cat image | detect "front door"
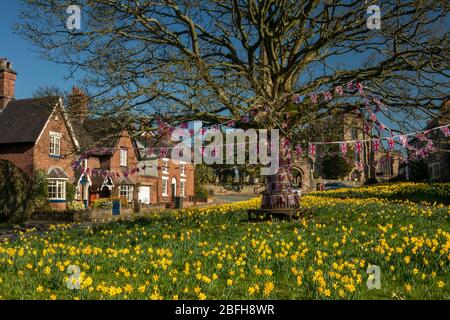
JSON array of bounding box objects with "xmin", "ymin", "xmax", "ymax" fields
[
  {"xmin": 139, "ymin": 186, "xmax": 151, "ymax": 205},
  {"xmin": 171, "ymin": 177, "xmax": 177, "ymax": 199}
]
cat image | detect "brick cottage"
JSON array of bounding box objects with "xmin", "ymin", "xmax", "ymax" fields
[{"xmin": 0, "ymin": 58, "xmax": 195, "ymax": 210}]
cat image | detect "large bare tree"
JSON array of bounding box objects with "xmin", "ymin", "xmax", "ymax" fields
[{"xmin": 17, "ymin": 0, "xmax": 449, "ymax": 209}]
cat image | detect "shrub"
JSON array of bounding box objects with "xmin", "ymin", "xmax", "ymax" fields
[
  {"xmin": 67, "ymin": 201, "xmax": 86, "ymax": 211},
  {"xmin": 195, "ymin": 185, "xmax": 209, "ymax": 202},
  {"xmin": 31, "ymin": 209, "xmax": 78, "ymax": 222},
  {"xmin": 0, "ymin": 160, "xmax": 34, "ymax": 223},
  {"xmin": 322, "ymin": 155, "xmax": 353, "ymax": 179},
  {"xmin": 66, "ymin": 182, "xmax": 76, "ymax": 203},
  {"xmin": 92, "ymin": 198, "xmax": 113, "ymax": 210},
  {"xmin": 32, "ymin": 170, "xmax": 50, "ymax": 211},
  {"xmin": 363, "ymin": 177, "xmax": 379, "ymax": 185}
]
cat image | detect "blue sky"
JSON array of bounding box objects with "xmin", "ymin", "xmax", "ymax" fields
[{"xmin": 0, "ymin": 0, "xmax": 77, "ymax": 99}]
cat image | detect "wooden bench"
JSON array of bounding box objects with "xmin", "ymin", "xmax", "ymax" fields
[{"xmin": 247, "ymin": 208, "xmax": 301, "ymax": 222}]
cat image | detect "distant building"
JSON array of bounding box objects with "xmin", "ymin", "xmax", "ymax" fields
[
  {"xmin": 292, "ymin": 111, "xmax": 401, "ymax": 191},
  {"xmin": 408, "ymin": 100, "xmax": 450, "ymax": 182}
]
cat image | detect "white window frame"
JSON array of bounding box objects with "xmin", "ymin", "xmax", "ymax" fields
[
  {"xmin": 120, "ymin": 149, "xmax": 128, "ymax": 167},
  {"xmin": 180, "ymin": 179, "xmax": 186, "ymax": 198},
  {"xmin": 180, "ymin": 162, "xmax": 186, "ymax": 177},
  {"xmin": 381, "ymin": 157, "xmax": 393, "ymax": 177},
  {"xmin": 162, "ymin": 158, "xmax": 169, "ymax": 174},
  {"xmin": 49, "ymin": 132, "xmax": 61, "ymax": 157},
  {"xmin": 47, "ymin": 179, "xmax": 66, "ymax": 200},
  {"xmin": 119, "ymin": 185, "xmax": 133, "ymax": 203},
  {"xmin": 161, "ymin": 177, "xmax": 169, "ymax": 197},
  {"xmin": 430, "ymin": 162, "xmax": 441, "ymax": 179}
]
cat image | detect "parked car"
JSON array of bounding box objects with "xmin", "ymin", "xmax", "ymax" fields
[{"xmin": 324, "ymin": 182, "xmax": 351, "ymax": 191}]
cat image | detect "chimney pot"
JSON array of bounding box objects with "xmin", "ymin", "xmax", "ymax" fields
[{"xmin": 0, "ymin": 58, "xmax": 17, "ymax": 111}]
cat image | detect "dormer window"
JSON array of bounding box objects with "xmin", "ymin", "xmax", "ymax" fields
[
  {"xmin": 120, "ymin": 148, "xmax": 128, "ymax": 167},
  {"xmin": 49, "ymin": 132, "xmax": 61, "ymax": 157}
]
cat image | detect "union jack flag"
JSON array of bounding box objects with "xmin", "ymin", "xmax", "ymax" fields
[
  {"xmin": 340, "ymin": 142, "xmax": 347, "ymax": 156},
  {"xmin": 370, "ymin": 112, "xmax": 377, "ymax": 122},
  {"xmin": 323, "ymin": 91, "xmax": 332, "ymax": 101},
  {"xmin": 167, "ymin": 126, "xmax": 175, "ymax": 135},
  {"xmin": 200, "ymin": 127, "xmax": 207, "ymax": 135},
  {"xmin": 179, "ymin": 122, "xmax": 188, "ymax": 129},
  {"xmin": 441, "ymin": 126, "xmax": 450, "ymax": 137},
  {"xmin": 335, "ymin": 86, "xmax": 344, "ymax": 97},
  {"xmin": 355, "ymin": 141, "xmax": 363, "ymax": 155},
  {"xmin": 347, "ymin": 80, "xmax": 354, "ymax": 90},
  {"xmin": 189, "ymin": 129, "xmax": 195, "ymax": 137},
  {"xmin": 399, "ymin": 135, "xmax": 408, "ymax": 148},
  {"xmin": 372, "ymin": 139, "xmax": 380, "ymax": 153},
  {"xmin": 387, "ymin": 138, "xmax": 395, "ymax": 151},
  {"xmin": 160, "ymin": 148, "xmax": 168, "ymax": 158},
  {"xmin": 356, "ymin": 82, "xmax": 365, "ymax": 95},
  {"xmin": 378, "ymin": 123, "xmax": 386, "ymax": 132},
  {"xmin": 416, "ymin": 132, "xmax": 427, "ymax": 141},
  {"xmin": 292, "ymin": 94, "xmax": 302, "ymax": 104},
  {"xmin": 227, "ymin": 120, "xmax": 236, "ymax": 127},
  {"xmin": 146, "ymin": 148, "xmax": 154, "ymax": 156},
  {"xmin": 309, "ymin": 93, "xmax": 318, "ymax": 104},
  {"xmin": 308, "ymin": 143, "xmax": 316, "ymax": 158}
]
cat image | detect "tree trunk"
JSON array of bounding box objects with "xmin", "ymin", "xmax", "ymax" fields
[{"xmin": 261, "ymin": 138, "xmax": 300, "ymax": 209}]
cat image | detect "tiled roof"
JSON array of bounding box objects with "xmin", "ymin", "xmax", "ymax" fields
[
  {"xmin": 47, "ymin": 167, "xmax": 69, "ymax": 179},
  {"xmin": 0, "ymin": 98, "xmax": 56, "ymax": 144}
]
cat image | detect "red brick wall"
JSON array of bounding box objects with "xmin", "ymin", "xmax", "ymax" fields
[
  {"xmin": 156, "ymin": 159, "xmax": 195, "ymax": 203},
  {"xmin": 33, "ymin": 111, "xmax": 78, "ymax": 210},
  {"xmin": 109, "ymin": 133, "xmax": 140, "ymax": 185},
  {"xmin": 34, "ymin": 112, "xmax": 77, "ymax": 181},
  {"xmin": 0, "ymin": 71, "xmax": 16, "ymax": 108}
]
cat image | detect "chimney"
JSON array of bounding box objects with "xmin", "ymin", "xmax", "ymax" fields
[
  {"xmin": 68, "ymin": 87, "xmax": 89, "ymax": 125},
  {"xmin": 0, "ymin": 58, "xmax": 17, "ymax": 111}
]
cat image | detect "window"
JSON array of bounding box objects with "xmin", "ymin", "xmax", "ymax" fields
[
  {"xmin": 119, "ymin": 185, "xmax": 133, "ymax": 203},
  {"xmin": 48, "ymin": 180, "xmax": 66, "ymax": 200},
  {"xmin": 162, "ymin": 159, "xmax": 169, "ymax": 174},
  {"xmin": 381, "ymin": 157, "xmax": 393, "ymax": 176},
  {"xmin": 180, "ymin": 164, "xmax": 186, "ymax": 176},
  {"xmin": 49, "ymin": 132, "xmax": 61, "ymax": 156},
  {"xmin": 162, "ymin": 178, "xmax": 168, "ymax": 196},
  {"xmin": 120, "ymin": 149, "xmax": 128, "ymax": 167},
  {"xmin": 351, "ymin": 128, "xmax": 358, "ymax": 140},
  {"xmin": 429, "ymin": 162, "xmax": 441, "ymax": 179},
  {"xmin": 180, "ymin": 181, "xmax": 186, "ymax": 197}
]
